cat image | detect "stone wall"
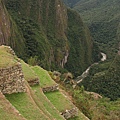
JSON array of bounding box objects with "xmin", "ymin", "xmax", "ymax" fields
[
  {"xmin": 42, "ymin": 84, "xmax": 59, "ymax": 93},
  {"xmin": 5, "ymin": 45, "xmax": 16, "ymax": 56},
  {"xmin": 0, "ymin": 63, "xmax": 26, "ymax": 94},
  {"xmin": 1, "ymin": 45, "xmax": 16, "ymax": 56},
  {"xmin": 28, "ymin": 78, "xmax": 40, "ymax": 86},
  {"xmin": 61, "ymin": 107, "xmax": 78, "ymax": 119}
]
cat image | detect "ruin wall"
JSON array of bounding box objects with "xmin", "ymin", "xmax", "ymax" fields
[{"xmin": 0, "ymin": 63, "xmax": 26, "ymax": 94}]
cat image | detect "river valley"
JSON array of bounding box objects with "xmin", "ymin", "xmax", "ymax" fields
[{"xmin": 75, "ymin": 52, "xmax": 107, "ymax": 84}]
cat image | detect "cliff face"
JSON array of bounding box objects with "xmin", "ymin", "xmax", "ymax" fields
[
  {"xmin": 0, "ymin": 0, "xmax": 26, "ymax": 58},
  {"xmin": 5, "ymin": 0, "xmax": 68, "ymax": 39},
  {"xmin": 2, "ymin": 0, "xmax": 97, "ymax": 76},
  {"xmin": 65, "ymin": 9, "xmax": 93, "ymax": 76},
  {"xmin": 0, "ymin": 0, "xmax": 10, "ymax": 45},
  {"xmin": 4, "ymin": 0, "xmax": 69, "ymax": 68}
]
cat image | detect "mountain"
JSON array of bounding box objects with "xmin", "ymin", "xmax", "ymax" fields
[
  {"xmin": 64, "ymin": 0, "xmax": 120, "ymax": 59},
  {"xmin": 0, "ymin": 0, "xmax": 120, "ymax": 120},
  {"xmin": 0, "ymin": 0, "xmax": 26, "ymax": 58},
  {"xmin": 63, "ymin": 0, "xmax": 120, "ymax": 101},
  {"xmin": 0, "ymin": 0, "xmax": 100, "ymax": 76},
  {"xmin": 81, "ymin": 54, "xmax": 120, "ymax": 101},
  {"xmin": 0, "ymin": 45, "xmax": 120, "ymax": 120}
]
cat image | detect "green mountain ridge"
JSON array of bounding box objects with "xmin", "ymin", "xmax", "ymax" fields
[
  {"xmin": 64, "ymin": 0, "xmax": 120, "ymax": 59},
  {"xmin": 81, "ymin": 54, "xmax": 120, "ymax": 100},
  {"xmin": 73, "ymin": 0, "xmax": 120, "ymax": 58},
  {"xmin": 63, "ymin": 0, "xmax": 120, "ymax": 101},
  {"xmin": 0, "ymin": 0, "xmax": 120, "ymax": 120},
  {"xmin": 0, "ymin": 0, "xmax": 100, "ymax": 76}
]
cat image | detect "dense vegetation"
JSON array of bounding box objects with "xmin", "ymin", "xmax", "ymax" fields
[
  {"xmin": 64, "ymin": 0, "xmax": 120, "ymax": 101},
  {"xmin": 65, "ymin": 9, "xmax": 100, "ymax": 76},
  {"xmin": 73, "ymin": 0, "xmax": 120, "ymax": 58},
  {"xmin": 0, "ymin": 0, "xmax": 120, "ymax": 120},
  {"xmin": 80, "ymin": 55, "xmax": 120, "ymax": 100},
  {"xmin": 3, "ymin": 0, "xmax": 99, "ymax": 76},
  {"xmin": 56, "ymin": 79, "xmax": 120, "ymax": 120}
]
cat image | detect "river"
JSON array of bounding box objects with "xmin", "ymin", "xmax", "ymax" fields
[
  {"xmin": 76, "ymin": 52, "xmax": 107, "ymax": 84},
  {"xmin": 101, "ymin": 52, "xmax": 107, "ymax": 61}
]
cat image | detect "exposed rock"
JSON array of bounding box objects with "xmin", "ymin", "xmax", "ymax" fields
[
  {"xmin": 85, "ymin": 91, "xmax": 102, "ymax": 100},
  {"xmin": 0, "ymin": 63, "xmax": 26, "ymax": 94},
  {"xmin": 42, "ymin": 84, "xmax": 59, "ymax": 93},
  {"xmin": 61, "ymin": 107, "xmax": 78, "ymax": 119},
  {"xmin": 27, "ymin": 78, "xmax": 40, "ymax": 86},
  {"xmin": 0, "ymin": 0, "xmax": 10, "ymax": 45},
  {"xmin": 1, "ymin": 45, "xmax": 16, "ymax": 56},
  {"xmin": 53, "ymin": 71, "xmax": 61, "ymax": 77},
  {"xmin": 118, "ymin": 42, "xmax": 120, "ymax": 55}
]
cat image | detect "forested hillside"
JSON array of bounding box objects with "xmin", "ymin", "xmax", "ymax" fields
[
  {"xmin": 63, "ymin": 0, "xmax": 120, "ymax": 101},
  {"xmin": 0, "ymin": 1, "xmax": 120, "ymax": 120},
  {"xmin": 73, "ymin": 0, "xmax": 120, "ymax": 58},
  {"xmin": 81, "ymin": 54, "xmax": 120, "ymax": 100},
  {"xmin": 0, "ymin": 0, "xmax": 100, "ymax": 76},
  {"xmin": 0, "ymin": 0, "xmax": 26, "ymax": 58}
]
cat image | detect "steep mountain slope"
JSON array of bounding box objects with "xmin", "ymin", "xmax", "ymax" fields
[
  {"xmin": 74, "ymin": 0, "xmax": 120, "ymax": 22},
  {"xmin": 0, "ymin": 91, "xmax": 26, "ymax": 120},
  {"xmin": 0, "ymin": 0, "xmax": 26, "ymax": 58},
  {"xmin": 0, "ymin": 45, "xmax": 89, "ymax": 120},
  {"xmin": 73, "ymin": 0, "xmax": 120, "ymax": 58},
  {"xmin": 0, "ymin": 46, "xmax": 120, "ymax": 120},
  {"xmin": 65, "ymin": 9, "xmax": 94, "ymax": 76},
  {"xmin": 81, "ymin": 54, "xmax": 120, "ymax": 100},
  {"xmin": 1, "ymin": 0, "xmax": 99, "ymax": 76},
  {"xmin": 63, "ymin": 0, "xmax": 120, "ymax": 102}
]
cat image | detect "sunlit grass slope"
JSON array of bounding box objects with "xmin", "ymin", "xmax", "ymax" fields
[
  {"xmin": 21, "ymin": 60, "xmax": 38, "ymax": 82},
  {"xmin": 5, "ymin": 91, "xmax": 50, "ymax": 120},
  {"xmin": 0, "ymin": 92, "xmax": 26, "ymax": 120},
  {"xmin": 21, "ymin": 63, "xmax": 65, "ymax": 120},
  {"xmin": 31, "ymin": 66, "xmax": 55, "ymax": 87},
  {"xmin": 0, "ymin": 46, "xmax": 18, "ymax": 68},
  {"xmin": 32, "ymin": 66, "xmax": 89, "ymax": 120}
]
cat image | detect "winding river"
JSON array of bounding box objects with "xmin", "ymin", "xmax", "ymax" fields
[{"xmin": 76, "ymin": 52, "xmax": 107, "ymax": 84}]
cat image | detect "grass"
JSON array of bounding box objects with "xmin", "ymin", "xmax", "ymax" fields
[
  {"xmin": 0, "ymin": 93, "xmax": 25, "ymax": 120},
  {"xmin": 5, "ymin": 92, "xmax": 50, "ymax": 120},
  {"xmin": 45, "ymin": 91, "xmax": 89, "ymax": 120},
  {"xmin": 21, "ymin": 64, "xmax": 64, "ymax": 119},
  {"xmin": 31, "ymin": 66, "xmax": 55, "ymax": 87},
  {"xmin": 32, "ymin": 85, "xmax": 65, "ymax": 120},
  {"xmin": 45, "ymin": 91, "xmax": 74, "ymax": 112},
  {"xmin": 0, "ymin": 47, "xmax": 88, "ymax": 120},
  {"xmin": 0, "ymin": 46, "xmax": 17, "ymax": 68},
  {"xmin": 21, "ymin": 60, "xmax": 38, "ymax": 82},
  {"xmin": 32, "ymin": 65, "xmax": 88, "ymax": 120},
  {"xmin": 0, "ymin": 108, "xmax": 23, "ymax": 120}
]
